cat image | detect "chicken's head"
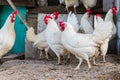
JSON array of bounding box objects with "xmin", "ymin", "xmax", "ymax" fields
[
  {"xmin": 52, "ymin": 11, "xmax": 59, "ymax": 20},
  {"xmin": 44, "ymin": 15, "xmax": 52, "ymax": 25},
  {"xmin": 86, "ymin": 9, "xmax": 91, "ymax": 17},
  {"xmin": 10, "ymin": 10, "xmax": 18, "ymax": 23},
  {"xmin": 95, "ymin": 14, "xmax": 102, "ymax": 19},
  {"xmin": 59, "ymin": 21, "xmax": 65, "ymax": 31},
  {"xmin": 112, "ymin": 6, "xmax": 117, "ymax": 15}
]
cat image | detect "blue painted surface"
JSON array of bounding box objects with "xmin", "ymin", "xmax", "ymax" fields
[
  {"xmin": 0, "ymin": 6, "xmax": 26, "ymax": 54},
  {"xmin": 116, "ymin": 14, "xmax": 120, "ymax": 55}
]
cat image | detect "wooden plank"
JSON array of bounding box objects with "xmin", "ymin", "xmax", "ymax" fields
[
  {"xmin": 1, "ymin": 53, "xmax": 24, "ymax": 62},
  {"xmin": 25, "ymin": 39, "xmax": 40, "ymax": 60},
  {"xmin": 0, "ymin": 0, "xmax": 35, "ymax": 7},
  {"xmin": 28, "ymin": 6, "xmax": 103, "ymax": 14},
  {"xmin": 48, "ymin": 0, "xmax": 59, "ymax": 6}
]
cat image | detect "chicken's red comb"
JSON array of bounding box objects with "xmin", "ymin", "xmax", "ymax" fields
[
  {"xmin": 52, "ymin": 11, "xmax": 59, "ymax": 20},
  {"xmin": 44, "ymin": 15, "xmax": 52, "ymax": 24},
  {"xmin": 52, "ymin": 11, "xmax": 59, "ymax": 16},
  {"xmin": 44, "ymin": 15, "xmax": 52, "ymax": 19},
  {"xmin": 12, "ymin": 10, "xmax": 18, "ymax": 15},
  {"xmin": 112, "ymin": 6, "xmax": 117, "ymax": 10},
  {"xmin": 10, "ymin": 10, "xmax": 18, "ymax": 23},
  {"xmin": 86, "ymin": 9, "xmax": 91, "ymax": 14},
  {"xmin": 95, "ymin": 14, "xmax": 102, "ymax": 17}
]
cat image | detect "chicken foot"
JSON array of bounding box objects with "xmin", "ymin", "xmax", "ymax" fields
[{"xmin": 93, "ymin": 57, "xmax": 103, "ymax": 66}]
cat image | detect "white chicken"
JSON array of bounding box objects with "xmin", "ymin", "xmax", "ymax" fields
[
  {"xmin": 44, "ymin": 14, "xmax": 70, "ymax": 64},
  {"xmin": 64, "ymin": 0, "xmax": 79, "ymax": 13},
  {"xmin": 80, "ymin": 9, "xmax": 93, "ymax": 33},
  {"xmin": 26, "ymin": 12, "xmax": 59, "ymax": 59},
  {"xmin": 80, "ymin": 0, "xmax": 97, "ymax": 9},
  {"xmin": 93, "ymin": 14, "xmax": 107, "ymax": 65},
  {"xmin": 104, "ymin": 6, "xmax": 117, "ymax": 39},
  {"xmin": 99, "ymin": 6, "xmax": 117, "ymax": 63},
  {"xmin": 0, "ymin": 11, "xmax": 17, "ymax": 58},
  {"xmin": 26, "ymin": 28, "xmax": 49, "ymax": 59},
  {"xmin": 58, "ymin": 18, "xmax": 113, "ymax": 70}
]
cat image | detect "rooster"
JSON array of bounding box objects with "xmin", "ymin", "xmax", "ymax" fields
[
  {"xmin": 92, "ymin": 14, "xmax": 105, "ymax": 65},
  {"xmin": 26, "ymin": 12, "xmax": 59, "ymax": 59},
  {"xmin": 99, "ymin": 6, "xmax": 117, "ymax": 63},
  {"xmin": 58, "ymin": 18, "xmax": 113, "ymax": 70},
  {"xmin": 44, "ymin": 14, "xmax": 70, "ymax": 64},
  {"xmin": 80, "ymin": 0, "xmax": 97, "ymax": 9},
  {"xmin": 0, "ymin": 11, "xmax": 17, "ymax": 58},
  {"xmin": 104, "ymin": 6, "xmax": 117, "ymax": 39}
]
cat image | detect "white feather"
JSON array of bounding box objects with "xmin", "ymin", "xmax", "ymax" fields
[
  {"xmin": 80, "ymin": 12, "xmax": 93, "ymax": 34},
  {"xmin": 67, "ymin": 11, "xmax": 80, "ymax": 32}
]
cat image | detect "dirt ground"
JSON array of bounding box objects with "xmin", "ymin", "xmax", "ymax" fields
[{"xmin": 0, "ymin": 54, "xmax": 120, "ymax": 80}]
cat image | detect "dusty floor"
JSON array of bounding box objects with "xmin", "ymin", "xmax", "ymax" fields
[{"xmin": 0, "ymin": 54, "xmax": 120, "ymax": 80}]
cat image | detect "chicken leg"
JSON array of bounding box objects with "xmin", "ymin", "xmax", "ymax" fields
[
  {"xmin": 74, "ymin": 58, "xmax": 83, "ymax": 70},
  {"xmin": 57, "ymin": 55, "xmax": 61, "ymax": 64},
  {"xmin": 66, "ymin": 53, "xmax": 71, "ymax": 63},
  {"xmin": 45, "ymin": 47, "xmax": 49, "ymax": 60},
  {"xmin": 65, "ymin": 6, "xmax": 69, "ymax": 13},
  {"xmin": 101, "ymin": 38, "xmax": 109, "ymax": 63},
  {"xmin": 74, "ymin": 5, "xmax": 77, "ymax": 14}
]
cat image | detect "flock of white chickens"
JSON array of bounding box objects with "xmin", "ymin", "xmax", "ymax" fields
[
  {"xmin": 0, "ymin": 0, "xmax": 117, "ymax": 71},
  {"xmin": 26, "ymin": 5, "xmax": 117, "ymax": 70}
]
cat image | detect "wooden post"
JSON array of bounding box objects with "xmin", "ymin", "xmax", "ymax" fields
[
  {"xmin": 7, "ymin": 0, "xmax": 30, "ymax": 29},
  {"xmin": 115, "ymin": 0, "xmax": 120, "ymax": 55}
]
